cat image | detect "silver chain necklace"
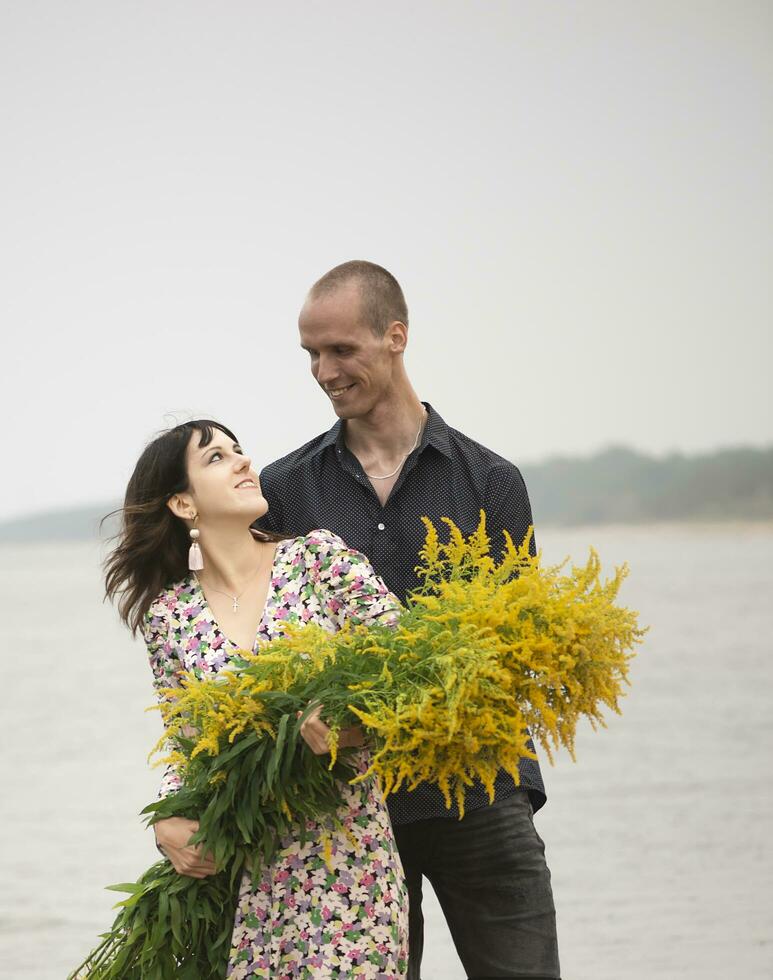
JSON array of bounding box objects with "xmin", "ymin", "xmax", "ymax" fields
[
  {"xmin": 199, "ymin": 551, "xmax": 266, "ymax": 613},
  {"xmin": 361, "ymin": 409, "xmax": 427, "ymax": 480}
]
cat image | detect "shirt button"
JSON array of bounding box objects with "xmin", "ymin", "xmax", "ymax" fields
[{"xmin": 377, "ymin": 522, "xmax": 385, "ymax": 531}]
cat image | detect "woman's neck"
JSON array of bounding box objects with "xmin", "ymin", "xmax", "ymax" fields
[{"xmin": 195, "ymin": 523, "xmax": 268, "ymax": 594}]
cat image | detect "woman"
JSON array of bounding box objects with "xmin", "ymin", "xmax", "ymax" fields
[{"xmin": 104, "ymin": 419, "xmax": 409, "ymax": 979}]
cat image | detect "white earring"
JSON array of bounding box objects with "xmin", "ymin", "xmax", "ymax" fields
[{"xmin": 188, "ymin": 519, "xmax": 204, "ymax": 571}]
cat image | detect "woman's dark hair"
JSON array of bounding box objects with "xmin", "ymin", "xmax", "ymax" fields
[{"xmin": 103, "ymin": 419, "xmax": 289, "ymax": 635}]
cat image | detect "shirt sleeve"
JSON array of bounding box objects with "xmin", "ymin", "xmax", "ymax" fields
[
  {"xmin": 142, "ymin": 600, "xmax": 183, "ymax": 799},
  {"xmin": 305, "ymin": 528, "xmax": 402, "ymax": 631},
  {"xmin": 484, "ymin": 464, "xmax": 538, "ymax": 560}
]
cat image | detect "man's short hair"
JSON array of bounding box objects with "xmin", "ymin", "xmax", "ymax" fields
[{"xmin": 308, "ymin": 260, "xmax": 409, "ymax": 337}]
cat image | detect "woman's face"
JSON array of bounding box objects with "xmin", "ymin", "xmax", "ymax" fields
[{"xmin": 176, "ymin": 428, "xmax": 269, "ymax": 525}]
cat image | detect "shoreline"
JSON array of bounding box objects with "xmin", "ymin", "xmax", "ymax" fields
[{"xmin": 2, "ymin": 518, "xmax": 773, "ymax": 551}]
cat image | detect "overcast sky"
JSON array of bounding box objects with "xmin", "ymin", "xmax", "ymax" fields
[{"xmin": 1, "ymin": 1, "xmax": 771, "ymax": 521}]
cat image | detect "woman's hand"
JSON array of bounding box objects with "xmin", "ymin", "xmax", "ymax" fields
[
  {"xmin": 299, "ymin": 703, "xmax": 365, "ymax": 755},
  {"xmin": 153, "ymin": 816, "xmax": 218, "ymax": 878}
]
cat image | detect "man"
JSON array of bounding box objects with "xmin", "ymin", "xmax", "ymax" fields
[{"xmin": 255, "ymin": 261, "xmax": 561, "ymax": 980}]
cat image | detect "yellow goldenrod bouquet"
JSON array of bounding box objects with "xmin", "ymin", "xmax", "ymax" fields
[{"xmin": 71, "ymin": 514, "xmax": 645, "ymax": 979}]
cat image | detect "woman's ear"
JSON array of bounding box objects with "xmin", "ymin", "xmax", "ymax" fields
[{"xmin": 166, "ymin": 493, "xmax": 196, "ymax": 522}]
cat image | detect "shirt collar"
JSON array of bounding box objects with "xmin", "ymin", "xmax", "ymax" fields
[
  {"xmin": 317, "ymin": 419, "xmax": 343, "ymax": 454},
  {"xmin": 314, "ymin": 401, "xmax": 452, "ymax": 460},
  {"xmin": 418, "ymin": 402, "xmax": 452, "ymax": 458}
]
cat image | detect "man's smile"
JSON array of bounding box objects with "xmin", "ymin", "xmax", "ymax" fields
[{"xmin": 326, "ymin": 383, "xmax": 356, "ymax": 399}]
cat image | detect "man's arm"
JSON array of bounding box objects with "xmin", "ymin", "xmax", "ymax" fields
[{"xmin": 483, "ymin": 463, "xmax": 537, "ymax": 561}]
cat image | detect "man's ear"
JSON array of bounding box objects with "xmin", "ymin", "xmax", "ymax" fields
[
  {"xmin": 166, "ymin": 493, "xmax": 196, "ymax": 521},
  {"xmin": 386, "ymin": 320, "xmax": 408, "ymax": 354}
]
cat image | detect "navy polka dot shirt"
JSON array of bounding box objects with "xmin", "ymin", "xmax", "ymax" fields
[{"xmin": 254, "ymin": 402, "xmax": 546, "ymax": 824}]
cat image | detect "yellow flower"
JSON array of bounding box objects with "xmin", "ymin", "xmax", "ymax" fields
[{"xmin": 151, "ymin": 511, "xmax": 645, "ymax": 819}]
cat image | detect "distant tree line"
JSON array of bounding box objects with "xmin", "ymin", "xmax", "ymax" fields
[
  {"xmin": 522, "ymin": 445, "xmax": 773, "ymax": 525},
  {"xmin": 0, "ymin": 445, "xmax": 772, "ymax": 542}
]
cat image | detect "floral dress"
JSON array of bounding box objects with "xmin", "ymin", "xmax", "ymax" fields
[{"xmin": 142, "ymin": 529, "xmax": 409, "ymax": 979}]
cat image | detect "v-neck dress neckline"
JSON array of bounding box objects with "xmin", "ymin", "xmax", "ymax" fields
[{"xmin": 191, "ymin": 538, "xmax": 286, "ymax": 654}]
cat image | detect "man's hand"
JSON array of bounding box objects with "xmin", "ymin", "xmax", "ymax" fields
[{"xmin": 298, "ymin": 703, "xmax": 365, "ymax": 755}]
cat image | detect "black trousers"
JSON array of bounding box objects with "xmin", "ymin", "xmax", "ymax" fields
[{"xmin": 393, "ymin": 789, "xmax": 561, "ymax": 980}]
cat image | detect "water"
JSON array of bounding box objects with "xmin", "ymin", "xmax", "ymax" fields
[{"xmin": 1, "ymin": 523, "xmax": 771, "ymax": 979}]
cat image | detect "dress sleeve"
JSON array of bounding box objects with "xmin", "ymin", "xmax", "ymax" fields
[
  {"xmin": 305, "ymin": 529, "xmax": 402, "ymax": 632},
  {"xmin": 142, "ymin": 599, "xmax": 183, "ymax": 799}
]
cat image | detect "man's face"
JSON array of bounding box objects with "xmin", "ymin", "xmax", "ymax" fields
[{"xmin": 298, "ymin": 282, "xmax": 399, "ymax": 419}]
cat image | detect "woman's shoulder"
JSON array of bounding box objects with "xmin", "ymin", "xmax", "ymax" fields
[
  {"xmin": 301, "ymin": 527, "xmax": 351, "ymax": 552},
  {"xmin": 276, "ymin": 529, "xmax": 358, "ymax": 579},
  {"xmin": 143, "ymin": 576, "xmax": 196, "ymax": 628},
  {"xmin": 276, "ymin": 528, "xmax": 349, "ymax": 558}
]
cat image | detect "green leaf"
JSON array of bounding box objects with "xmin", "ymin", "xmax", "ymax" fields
[
  {"xmin": 105, "ymin": 882, "xmax": 145, "ymax": 895},
  {"xmin": 169, "ymin": 896, "xmax": 183, "ymax": 947},
  {"xmin": 266, "ymin": 713, "xmax": 290, "ymax": 785}
]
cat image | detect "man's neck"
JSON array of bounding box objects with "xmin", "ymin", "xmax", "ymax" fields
[{"xmin": 343, "ymin": 391, "xmax": 427, "ymax": 460}]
